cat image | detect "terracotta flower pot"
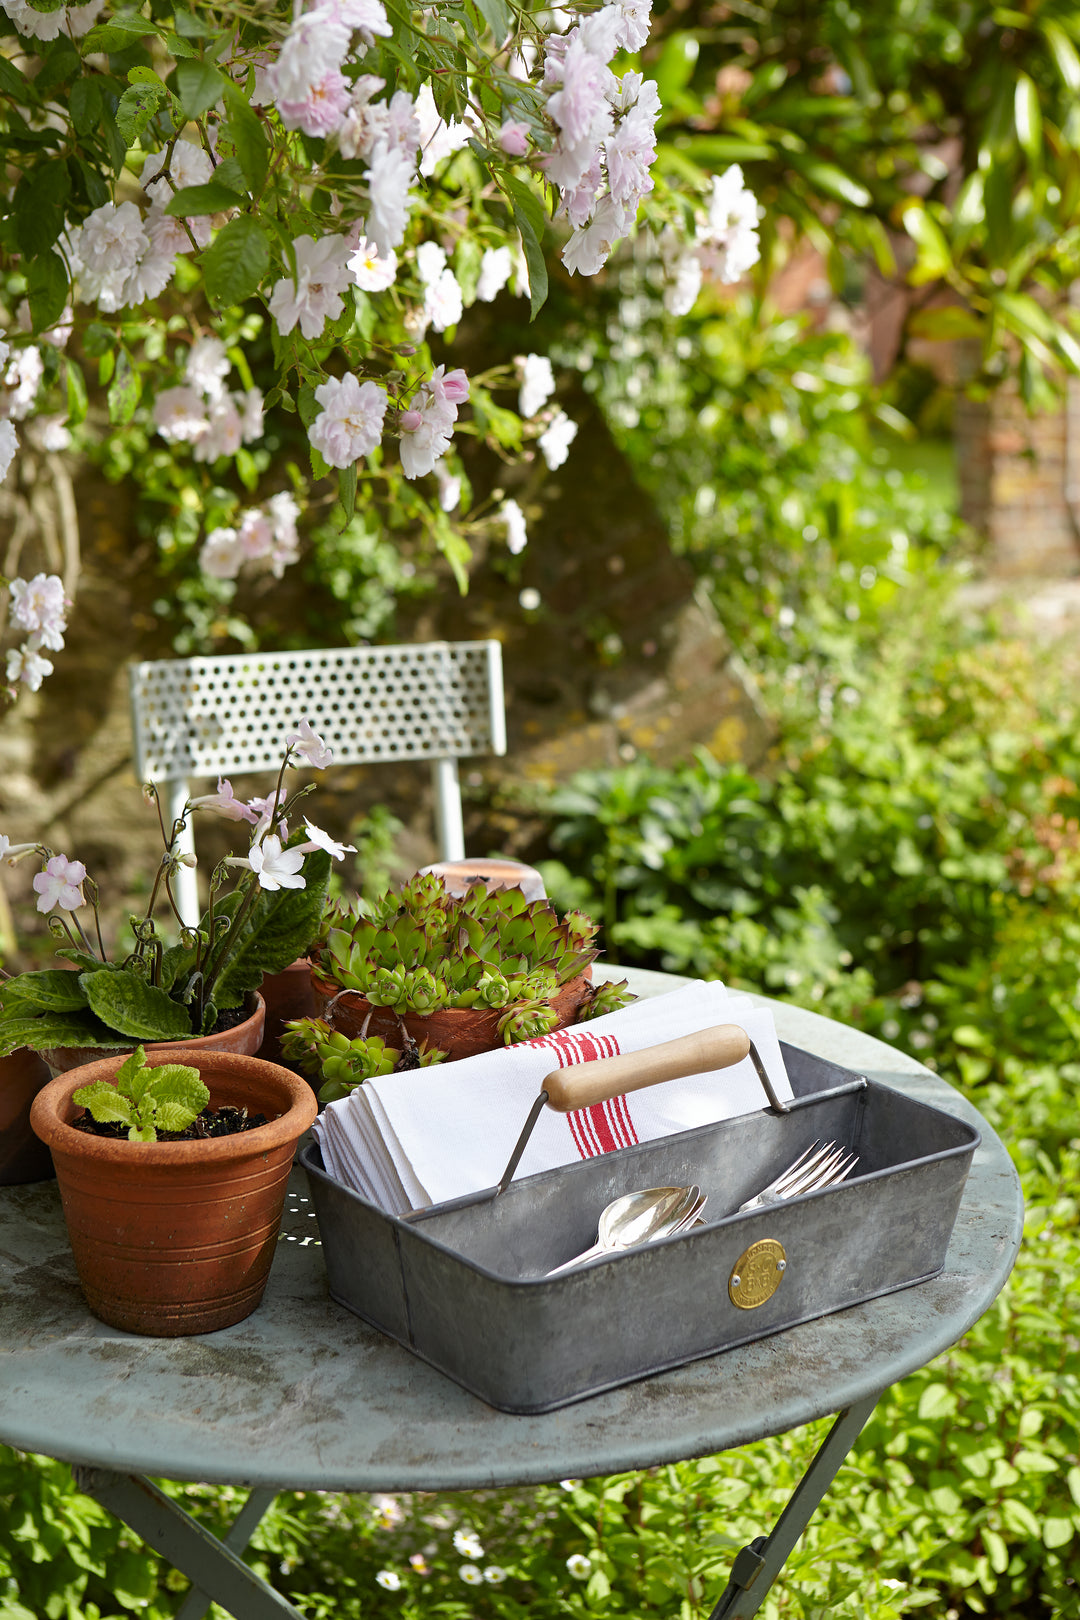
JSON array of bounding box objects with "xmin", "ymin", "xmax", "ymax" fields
[
  {"xmin": 0, "ymin": 1047, "xmax": 56, "ymax": 1186},
  {"xmin": 257, "ymin": 961, "xmax": 319, "ymax": 1068},
  {"xmin": 41, "ymin": 992, "xmax": 267, "ymax": 1076},
  {"xmin": 310, "ymin": 966, "xmax": 594, "ymax": 1062},
  {"xmin": 29, "ymin": 1050, "xmax": 317, "ymax": 1337}
]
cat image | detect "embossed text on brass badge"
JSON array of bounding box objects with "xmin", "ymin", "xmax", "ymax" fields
[{"xmin": 728, "ymin": 1238, "xmax": 787, "ymax": 1310}]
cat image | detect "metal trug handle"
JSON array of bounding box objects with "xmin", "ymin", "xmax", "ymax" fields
[{"xmin": 495, "ymin": 1024, "xmax": 788, "ymax": 1196}]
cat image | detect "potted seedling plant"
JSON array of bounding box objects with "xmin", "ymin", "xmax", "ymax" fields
[
  {"xmin": 30, "ymin": 1043, "xmax": 317, "ymax": 1335},
  {"xmin": 303, "ymin": 870, "xmax": 635, "ymax": 1074}
]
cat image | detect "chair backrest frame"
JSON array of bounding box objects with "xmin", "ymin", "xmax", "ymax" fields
[{"xmin": 127, "ymin": 640, "xmax": 506, "ymax": 925}]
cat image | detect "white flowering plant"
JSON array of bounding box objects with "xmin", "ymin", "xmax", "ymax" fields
[
  {"xmin": 0, "ymin": 0, "xmax": 762, "ymax": 662},
  {"xmin": 0, "ymin": 569, "xmax": 70, "ymax": 698},
  {"xmin": 0, "ymin": 719, "xmax": 352, "ymax": 1054}
]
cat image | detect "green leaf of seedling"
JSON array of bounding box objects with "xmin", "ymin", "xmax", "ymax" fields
[
  {"xmin": 202, "ymin": 215, "xmax": 270, "ymax": 308},
  {"xmin": 66, "ymin": 357, "xmax": 88, "ymax": 426},
  {"xmin": 175, "ymin": 58, "xmax": 228, "ymax": 120},
  {"xmin": 72, "ymin": 1079, "xmax": 134, "ymax": 1127},
  {"xmin": 79, "ymin": 968, "xmax": 194, "ymax": 1042},
  {"xmin": 145, "ymin": 1063, "xmax": 209, "ymax": 1133},
  {"xmin": 114, "ymin": 1045, "xmax": 149, "ymax": 1101}
]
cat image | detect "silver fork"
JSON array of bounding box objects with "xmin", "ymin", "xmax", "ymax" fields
[{"xmin": 737, "ymin": 1140, "xmax": 858, "ymax": 1213}]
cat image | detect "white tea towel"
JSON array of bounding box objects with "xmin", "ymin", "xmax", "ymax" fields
[{"xmin": 312, "ymin": 979, "xmax": 791, "ymax": 1215}]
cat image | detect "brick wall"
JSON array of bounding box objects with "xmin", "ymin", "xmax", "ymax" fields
[{"xmin": 955, "ymin": 380, "xmax": 1080, "ymax": 576}]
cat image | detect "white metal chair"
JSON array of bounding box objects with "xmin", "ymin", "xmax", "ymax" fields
[{"xmin": 128, "ymin": 640, "xmax": 507, "ymax": 925}]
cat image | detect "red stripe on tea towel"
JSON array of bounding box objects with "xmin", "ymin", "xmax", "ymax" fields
[{"xmin": 524, "ymin": 1025, "xmax": 634, "ymax": 1159}]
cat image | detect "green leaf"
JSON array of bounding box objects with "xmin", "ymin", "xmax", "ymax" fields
[
  {"xmin": 201, "ymin": 214, "xmax": 270, "ymax": 308},
  {"xmin": 26, "ymin": 0, "xmax": 64, "ymax": 13},
  {"xmin": 1043, "ymin": 1517, "xmax": 1076, "ymax": 1550},
  {"xmin": 68, "ymin": 76, "xmax": 102, "ymax": 134},
  {"xmin": 473, "ymin": 0, "xmax": 509, "ymax": 42},
  {"xmin": 0, "ymin": 1010, "xmax": 120, "ymax": 1058},
  {"xmin": 0, "ymin": 55, "xmax": 34, "ymax": 98},
  {"xmin": 908, "ymin": 306, "xmax": 983, "ymax": 341},
  {"xmin": 510, "ymin": 199, "xmax": 548, "ymax": 320},
  {"xmin": 210, "ymin": 849, "xmax": 332, "ymax": 1008},
  {"xmin": 1042, "ymin": 20, "xmax": 1080, "ymax": 94},
  {"xmin": 504, "ymin": 174, "xmax": 544, "ymax": 246},
  {"xmin": 164, "ymin": 179, "xmax": 245, "ymax": 217},
  {"xmin": 1014, "ymin": 73, "xmax": 1042, "ymax": 164},
  {"xmin": 338, "ymin": 462, "xmax": 357, "ymax": 524},
  {"xmin": 900, "ymin": 202, "xmax": 952, "ymax": 284},
  {"xmin": 175, "ymin": 58, "xmax": 228, "ymax": 120},
  {"xmin": 145, "ymin": 1062, "xmax": 209, "ymax": 1131},
  {"xmin": 80, "ymin": 12, "xmax": 161, "ymax": 53},
  {"xmin": 66, "ymin": 357, "xmax": 88, "ymax": 426},
  {"xmin": 79, "ymin": 968, "xmax": 194, "ymax": 1042},
  {"xmin": 25, "ymin": 251, "xmax": 69, "ymax": 334},
  {"xmin": 981, "ymin": 1527, "xmax": 1009, "ymax": 1574},
  {"xmin": 114, "ymin": 1045, "xmax": 149, "ymax": 1099},
  {"xmin": 107, "ymin": 348, "xmax": 141, "ymax": 425},
  {"xmin": 1000, "ymin": 1498, "xmax": 1042, "ymax": 1540},
  {"xmin": 0, "ymin": 969, "xmax": 88, "ymax": 1014},
  {"xmin": 793, "ymin": 159, "xmax": 870, "ymax": 208},
  {"xmin": 12, "ymin": 159, "xmax": 69, "ymax": 258},
  {"xmin": 172, "ymin": 6, "xmax": 213, "ymax": 37},
  {"xmin": 917, "ymin": 1382, "xmax": 957, "ymax": 1420},
  {"xmin": 225, "ymin": 88, "xmax": 269, "ymax": 193},
  {"xmin": 71, "ymin": 1079, "xmax": 134, "ymax": 1126},
  {"xmin": 115, "ymin": 81, "xmax": 166, "ymax": 144}
]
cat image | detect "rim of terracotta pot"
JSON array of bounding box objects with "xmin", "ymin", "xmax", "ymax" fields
[
  {"xmin": 309, "ymin": 963, "xmax": 593, "ymax": 1007},
  {"xmin": 41, "ymin": 991, "xmax": 267, "ymax": 1073},
  {"xmin": 30, "ymin": 1050, "xmax": 317, "ymax": 1167}
]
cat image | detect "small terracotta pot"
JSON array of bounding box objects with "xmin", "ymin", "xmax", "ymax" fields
[
  {"xmin": 42, "ymin": 992, "xmax": 267, "ymax": 1076},
  {"xmin": 418, "ymin": 858, "xmax": 547, "ymax": 902},
  {"xmin": 30, "ymin": 1050, "xmax": 317, "ymax": 1337},
  {"xmin": 257, "ymin": 961, "xmax": 319, "ymax": 1068},
  {"xmin": 0, "ymin": 1047, "xmax": 56, "ymax": 1185},
  {"xmin": 311, "ymin": 966, "xmax": 594, "ymax": 1062}
]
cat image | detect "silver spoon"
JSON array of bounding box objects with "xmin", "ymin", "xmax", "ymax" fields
[{"xmin": 546, "ymin": 1183, "xmax": 699, "ymax": 1276}]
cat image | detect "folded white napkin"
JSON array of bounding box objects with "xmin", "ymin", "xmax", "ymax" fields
[{"xmin": 312, "ymin": 979, "xmax": 792, "ymax": 1215}]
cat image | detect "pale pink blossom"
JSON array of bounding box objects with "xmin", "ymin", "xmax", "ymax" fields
[
  {"xmin": 79, "ymin": 202, "xmax": 148, "ymax": 276},
  {"xmin": 141, "ymin": 139, "xmax": 214, "ymax": 207},
  {"xmin": 423, "ymin": 268, "xmax": 463, "ymax": 333},
  {"xmin": 347, "ymin": 237, "xmax": 398, "ymax": 291},
  {"xmin": 0, "ymin": 421, "xmax": 16, "ymax": 484},
  {"xmin": 10, "ymin": 574, "xmax": 68, "ymax": 650},
  {"xmin": 538, "ymin": 410, "xmax": 578, "ymax": 470},
  {"xmin": 238, "ymin": 509, "xmax": 275, "ymax": 561},
  {"xmin": 199, "ymin": 527, "xmax": 244, "ymax": 580},
  {"xmin": 16, "ymin": 299, "xmax": 73, "ymax": 349},
  {"xmin": 6, "ymin": 643, "xmax": 52, "ymax": 691},
  {"xmin": 193, "ymin": 396, "xmax": 243, "ymax": 462},
  {"xmin": 264, "ymin": 12, "xmax": 351, "ymax": 106},
  {"xmin": 247, "ymin": 834, "xmax": 307, "ymax": 892},
  {"xmin": 430, "ymin": 365, "xmax": 469, "ymax": 412},
  {"xmin": 190, "ymin": 778, "xmax": 259, "ymax": 822},
  {"xmin": 0, "ymin": 0, "xmax": 103, "ymax": 41},
  {"xmin": 476, "ymin": 247, "xmax": 512, "ymax": 302},
  {"xmin": 700, "ymin": 166, "xmax": 760, "ymax": 282},
  {"xmin": 414, "ymin": 82, "xmax": 473, "ymax": 176},
  {"xmin": 561, "ymin": 194, "xmax": 622, "ymax": 277},
  {"xmin": 186, "ymin": 336, "xmax": 231, "ymax": 402},
  {"xmin": 153, "ymin": 386, "xmax": 208, "ymax": 444},
  {"xmin": 519, "ymin": 353, "xmax": 555, "ymax": 418},
  {"xmin": 545, "ymin": 34, "xmax": 616, "ymax": 149},
  {"xmin": 288, "ymin": 719, "xmax": 333, "ymax": 769},
  {"xmin": 607, "ymin": 0, "xmax": 654, "ymax": 52},
  {"xmin": 276, "ymin": 68, "xmax": 352, "ymax": 137},
  {"xmin": 500, "ymin": 498, "xmax": 527, "ymax": 555},
  {"xmin": 317, "ymin": 0, "xmax": 392, "ymax": 47},
  {"xmin": 3, "ymin": 346, "xmax": 44, "ymax": 420},
  {"xmin": 0, "ymin": 835, "xmax": 37, "ymax": 864},
  {"xmin": 299, "ymin": 821, "xmax": 356, "ymax": 860},
  {"xmin": 605, "ymin": 104, "xmax": 657, "ymax": 211},
  {"xmin": 499, "ymin": 120, "xmax": 530, "ymax": 156},
  {"xmin": 398, "ymin": 413, "xmax": 444, "ymax": 479},
  {"xmin": 121, "ymin": 250, "xmax": 176, "ymax": 305},
  {"xmin": 559, "ymin": 154, "xmax": 604, "ymax": 229},
  {"xmin": 367, "ymin": 141, "xmax": 416, "ymax": 255},
  {"xmin": 434, "ymin": 460, "xmax": 462, "ymax": 512},
  {"xmin": 246, "ymin": 790, "xmax": 288, "ymax": 833},
  {"xmin": 416, "ymin": 241, "xmax": 447, "ymax": 286},
  {"xmin": 239, "ymin": 387, "xmax": 265, "ymax": 442},
  {"xmin": 577, "ymin": 7, "xmax": 622, "ymax": 61},
  {"xmin": 268, "ymin": 235, "xmax": 353, "ymax": 340},
  {"xmin": 309, "ymin": 375, "xmax": 388, "ymax": 468},
  {"xmin": 33, "ymin": 853, "xmax": 86, "ymax": 913},
  {"xmin": 661, "ymin": 230, "xmax": 702, "ymax": 315}
]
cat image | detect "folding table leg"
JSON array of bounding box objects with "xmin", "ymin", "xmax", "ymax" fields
[
  {"xmin": 706, "ymin": 1393, "xmax": 880, "ymax": 1619},
  {"xmin": 71, "ymin": 1467, "xmax": 302, "ymax": 1620}
]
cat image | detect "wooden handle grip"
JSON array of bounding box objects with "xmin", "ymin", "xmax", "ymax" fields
[{"xmin": 542, "ymin": 1024, "xmax": 751, "ymax": 1113}]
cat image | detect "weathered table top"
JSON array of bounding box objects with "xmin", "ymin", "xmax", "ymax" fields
[{"xmin": 0, "ymin": 969, "xmax": 1023, "ymax": 1491}]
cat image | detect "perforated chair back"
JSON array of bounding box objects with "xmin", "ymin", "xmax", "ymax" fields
[{"xmin": 128, "ymin": 641, "xmax": 506, "ymax": 924}]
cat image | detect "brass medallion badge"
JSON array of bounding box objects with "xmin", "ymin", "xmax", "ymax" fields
[{"xmin": 728, "ymin": 1239, "xmax": 788, "ymax": 1310}]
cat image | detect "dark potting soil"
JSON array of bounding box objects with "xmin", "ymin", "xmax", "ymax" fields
[
  {"xmin": 72, "ymin": 1106, "xmax": 274, "ymax": 1142},
  {"xmin": 207, "ymin": 1003, "xmax": 252, "ymax": 1036}
]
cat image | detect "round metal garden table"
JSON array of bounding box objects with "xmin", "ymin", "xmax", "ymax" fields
[{"xmin": 0, "ymin": 969, "xmax": 1023, "ymax": 1619}]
